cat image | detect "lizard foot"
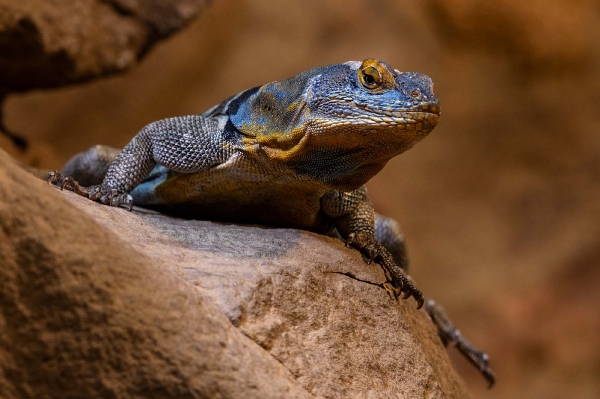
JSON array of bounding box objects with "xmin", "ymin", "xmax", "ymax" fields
[
  {"xmin": 346, "ymin": 232, "xmax": 424, "ymax": 309},
  {"xmin": 47, "ymin": 170, "xmax": 95, "ymax": 197},
  {"xmin": 426, "ymin": 299, "xmax": 496, "ymax": 387},
  {"xmin": 47, "ymin": 171, "xmax": 133, "ymax": 211}
]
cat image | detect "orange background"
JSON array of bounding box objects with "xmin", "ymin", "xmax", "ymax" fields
[{"xmin": 2, "ymin": 1, "xmax": 599, "ymax": 397}]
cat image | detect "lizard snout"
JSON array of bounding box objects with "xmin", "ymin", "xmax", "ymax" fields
[{"xmin": 418, "ymin": 101, "xmax": 441, "ymax": 116}]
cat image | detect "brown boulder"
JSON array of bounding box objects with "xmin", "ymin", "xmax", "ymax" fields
[
  {"xmin": 0, "ymin": 149, "xmax": 469, "ymax": 397},
  {"xmin": 0, "ymin": 149, "xmax": 311, "ymax": 398},
  {"xmin": 0, "ymin": 0, "xmax": 210, "ymax": 92}
]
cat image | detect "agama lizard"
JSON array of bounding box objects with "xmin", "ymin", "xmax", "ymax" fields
[{"xmin": 47, "ymin": 59, "xmax": 495, "ymax": 386}]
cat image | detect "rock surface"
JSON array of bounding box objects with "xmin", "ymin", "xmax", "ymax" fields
[
  {"xmin": 0, "ymin": 149, "xmax": 311, "ymax": 399},
  {"xmin": 0, "ymin": 149, "xmax": 469, "ymax": 398},
  {"xmin": 0, "ymin": 0, "xmax": 211, "ymax": 92}
]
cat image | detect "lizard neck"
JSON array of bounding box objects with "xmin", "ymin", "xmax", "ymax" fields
[{"xmin": 229, "ymin": 66, "xmax": 326, "ymax": 149}]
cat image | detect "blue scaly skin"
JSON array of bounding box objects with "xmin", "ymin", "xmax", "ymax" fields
[{"xmin": 47, "ymin": 59, "xmax": 494, "ymax": 386}]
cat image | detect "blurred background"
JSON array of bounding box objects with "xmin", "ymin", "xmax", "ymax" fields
[{"xmin": 2, "ymin": 0, "xmax": 599, "ymax": 397}]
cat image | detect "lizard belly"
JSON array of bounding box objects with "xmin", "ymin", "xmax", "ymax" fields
[{"xmin": 130, "ymin": 153, "xmax": 332, "ymax": 232}]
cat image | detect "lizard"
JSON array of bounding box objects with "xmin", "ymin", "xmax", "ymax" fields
[{"xmin": 46, "ymin": 58, "xmax": 495, "ymax": 386}]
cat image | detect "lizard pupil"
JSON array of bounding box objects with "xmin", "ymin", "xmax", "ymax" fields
[{"xmin": 360, "ymin": 66, "xmax": 382, "ymax": 89}]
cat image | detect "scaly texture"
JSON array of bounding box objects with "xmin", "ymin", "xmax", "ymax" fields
[
  {"xmin": 52, "ymin": 59, "xmax": 438, "ymax": 304},
  {"xmin": 48, "ymin": 58, "xmax": 494, "ymax": 384}
]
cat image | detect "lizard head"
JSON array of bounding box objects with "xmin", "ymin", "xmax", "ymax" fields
[{"xmin": 230, "ymin": 59, "xmax": 440, "ymax": 191}]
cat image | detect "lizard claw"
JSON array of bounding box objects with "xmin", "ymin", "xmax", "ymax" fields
[
  {"xmin": 125, "ymin": 195, "xmax": 133, "ymax": 211},
  {"xmin": 106, "ymin": 189, "xmax": 134, "ymax": 210},
  {"xmin": 89, "ymin": 186, "xmax": 102, "ymax": 201},
  {"xmin": 60, "ymin": 176, "xmax": 77, "ymax": 191},
  {"xmin": 46, "ymin": 170, "xmax": 61, "ymax": 185},
  {"xmin": 108, "ymin": 189, "xmax": 117, "ymax": 205},
  {"xmin": 396, "ymin": 274, "xmax": 424, "ymax": 308},
  {"xmin": 47, "ymin": 171, "xmax": 134, "ymax": 210},
  {"xmin": 415, "ymin": 293, "xmax": 424, "ymax": 310},
  {"xmin": 382, "ymin": 281, "xmax": 399, "ymax": 300},
  {"xmin": 115, "ymin": 194, "xmax": 134, "ymax": 211},
  {"xmin": 47, "ymin": 171, "xmax": 93, "ymax": 197},
  {"xmin": 346, "ymin": 231, "xmax": 424, "ymax": 308},
  {"xmin": 346, "ymin": 233, "xmax": 356, "ymax": 248}
]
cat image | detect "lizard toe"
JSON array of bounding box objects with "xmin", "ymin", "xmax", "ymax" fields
[
  {"xmin": 382, "ymin": 281, "xmax": 400, "ymax": 300},
  {"xmin": 413, "ymin": 290, "xmax": 424, "ymax": 309},
  {"xmin": 46, "ymin": 170, "xmax": 64, "ymax": 185},
  {"xmin": 60, "ymin": 176, "xmax": 77, "ymax": 191},
  {"xmin": 47, "ymin": 172, "xmax": 103, "ymax": 200},
  {"xmin": 88, "ymin": 186, "xmax": 102, "ymax": 201},
  {"xmin": 107, "ymin": 190, "xmax": 134, "ymax": 210},
  {"xmin": 403, "ymin": 280, "xmax": 424, "ymax": 308}
]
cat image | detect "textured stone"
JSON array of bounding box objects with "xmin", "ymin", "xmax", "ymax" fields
[
  {"xmin": 0, "ymin": 148, "xmax": 311, "ymax": 399},
  {"xmin": 0, "ymin": 149, "xmax": 469, "ymax": 398},
  {"xmin": 57, "ymin": 181, "xmax": 468, "ymax": 393},
  {"xmin": 0, "ymin": 0, "xmax": 211, "ymax": 92}
]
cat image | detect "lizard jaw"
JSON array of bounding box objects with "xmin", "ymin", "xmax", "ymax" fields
[{"xmin": 312, "ymin": 112, "xmax": 440, "ymax": 131}]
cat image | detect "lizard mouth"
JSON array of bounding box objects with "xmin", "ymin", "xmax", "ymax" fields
[
  {"xmin": 346, "ymin": 100, "xmax": 441, "ymax": 129},
  {"xmin": 310, "ymin": 113, "xmax": 439, "ymax": 135},
  {"xmin": 343, "ymin": 111, "xmax": 440, "ymax": 130},
  {"xmin": 354, "ymin": 99, "xmax": 440, "ymax": 116}
]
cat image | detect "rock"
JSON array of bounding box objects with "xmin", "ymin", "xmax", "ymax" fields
[
  {"xmin": 0, "ymin": 149, "xmax": 311, "ymax": 398},
  {"xmin": 0, "ymin": 0, "xmax": 211, "ymax": 92},
  {"xmin": 0, "ymin": 149, "xmax": 469, "ymax": 397}
]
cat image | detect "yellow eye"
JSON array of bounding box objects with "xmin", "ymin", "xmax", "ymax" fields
[
  {"xmin": 361, "ymin": 66, "xmax": 381, "ymax": 89},
  {"xmin": 411, "ymin": 89, "xmax": 420, "ymax": 98},
  {"xmin": 358, "ymin": 59, "xmax": 394, "ymax": 91}
]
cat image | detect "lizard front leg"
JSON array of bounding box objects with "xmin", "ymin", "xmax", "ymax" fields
[
  {"xmin": 47, "ymin": 127, "xmax": 157, "ymax": 208},
  {"xmin": 48, "ymin": 115, "xmax": 229, "ymax": 208},
  {"xmin": 321, "ymin": 187, "xmax": 424, "ymax": 308}
]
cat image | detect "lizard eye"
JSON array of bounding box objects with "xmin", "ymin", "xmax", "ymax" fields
[
  {"xmin": 358, "ymin": 59, "xmax": 394, "ymax": 91},
  {"xmin": 361, "ymin": 67, "xmax": 381, "ymax": 89},
  {"xmin": 411, "ymin": 89, "xmax": 421, "ymax": 98}
]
